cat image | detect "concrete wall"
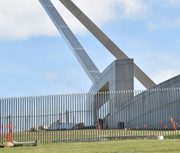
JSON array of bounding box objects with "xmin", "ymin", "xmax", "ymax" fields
[
  {"xmin": 86, "ymin": 59, "xmax": 134, "ymax": 127},
  {"xmin": 89, "ymin": 59, "xmax": 134, "ymax": 93}
]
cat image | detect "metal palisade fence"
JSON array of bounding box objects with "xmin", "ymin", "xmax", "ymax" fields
[{"xmin": 0, "ymin": 88, "xmax": 180, "ymax": 144}]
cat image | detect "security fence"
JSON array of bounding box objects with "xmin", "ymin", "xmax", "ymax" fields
[{"xmin": 0, "ymin": 88, "xmax": 180, "ymax": 144}]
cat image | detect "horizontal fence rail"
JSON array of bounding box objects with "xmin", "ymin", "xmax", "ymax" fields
[{"xmin": 0, "ymin": 88, "xmax": 180, "ymax": 144}]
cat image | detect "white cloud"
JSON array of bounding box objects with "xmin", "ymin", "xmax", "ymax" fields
[
  {"xmin": 149, "ymin": 0, "xmax": 180, "ymax": 7},
  {"xmin": 0, "ymin": 0, "xmax": 59, "ymax": 40},
  {"xmin": 152, "ymin": 69, "xmax": 180, "ymax": 85},
  {"xmin": 145, "ymin": 0, "xmax": 180, "ymax": 31},
  {"xmin": 0, "ymin": 0, "xmax": 147, "ymax": 41},
  {"xmin": 71, "ymin": 0, "xmax": 116, "ymax": 24},
  {"xmin": 1, "ymin": 0, "xmax": 180, "ymax": 41},
  {"xmin": 133, "ymin": 69, "xmax": 180, "ymax": 90},
  {"xmin": 147, "ymin": 18, "xmax": 180, "ymax": 31},
  {"xmin": 114, "ymin": 0, "xmax": 147, "ymax": 19}
]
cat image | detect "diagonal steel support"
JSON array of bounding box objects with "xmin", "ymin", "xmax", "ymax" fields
[
  {"xmin": 39, "ymin": 0, "xmax": 101, "ymax": 82},
  {"xmin": 59, "ymin": 0, "xmax": 156, "ymax": 89}
]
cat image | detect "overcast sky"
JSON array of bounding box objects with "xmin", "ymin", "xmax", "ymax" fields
[{"xmin": 0, "ymin": 0, "xmax": 180, "ymax": 98}]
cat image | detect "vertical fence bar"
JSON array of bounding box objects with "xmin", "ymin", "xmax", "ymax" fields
[{"xmin": 83, "ymin": 93, "xmax": 85, "ymax": 141}]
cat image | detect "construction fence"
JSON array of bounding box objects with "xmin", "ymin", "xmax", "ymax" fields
[{"xmin": 0, "ymin": 88, "xmax": 180, "ymax": 143}]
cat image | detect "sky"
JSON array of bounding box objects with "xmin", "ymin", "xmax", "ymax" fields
[{"xmin": 0, "ymin": 0, "xmax": 180, "ymax": 98}]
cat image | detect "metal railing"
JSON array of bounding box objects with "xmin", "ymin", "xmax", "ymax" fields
[{"xmin": 0, "ymin": 88, "xmax": 180, "ymax": 143}]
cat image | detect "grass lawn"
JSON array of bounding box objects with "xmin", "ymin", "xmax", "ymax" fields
[
  {"xmin": 1, "ymin": 129, "xmax": 179, "ymax": 143},
  {"xmin": 1, "ymin": 139, "xmax": 180, "ymax": 153}
]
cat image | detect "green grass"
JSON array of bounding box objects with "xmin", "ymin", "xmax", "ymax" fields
[
  {"xmin": 1, "ymin": 139, "xmax": 180, "ymax": 153},
  {"xmin": 1, "ymin": 129, "xmax": 180, "ymax": 143}
]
